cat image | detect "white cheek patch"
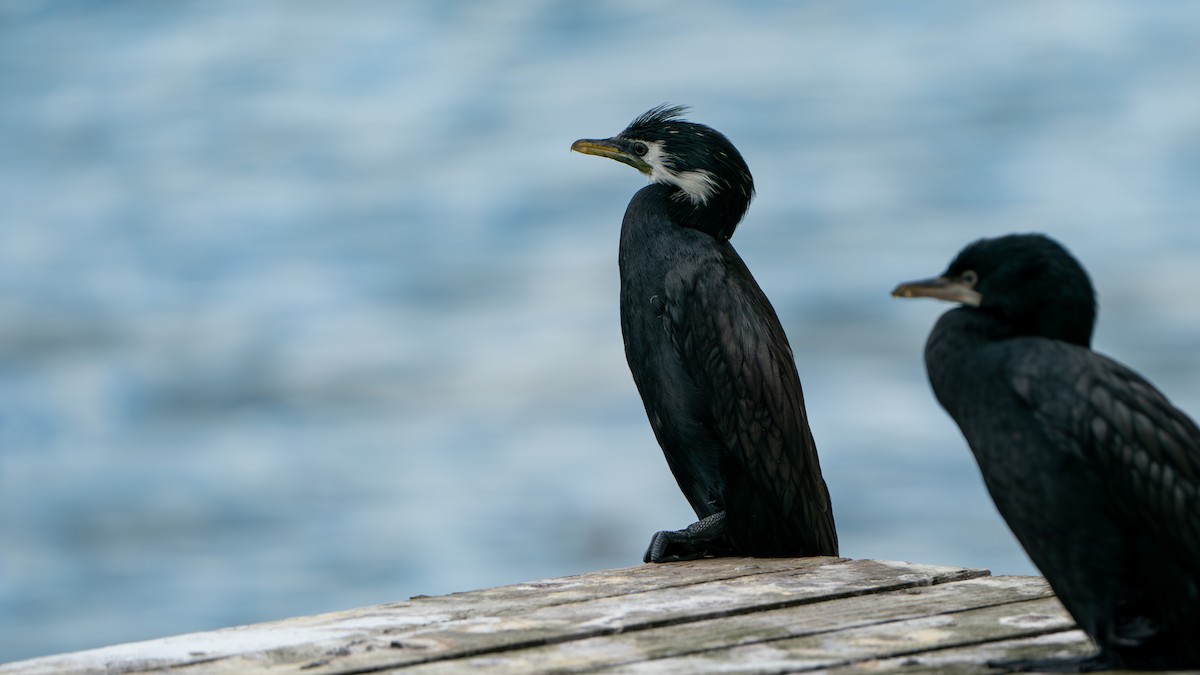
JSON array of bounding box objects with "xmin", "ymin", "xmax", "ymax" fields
[{"xmin": 641, "ymin": 140, "xmax": 719, "ymax": 206}]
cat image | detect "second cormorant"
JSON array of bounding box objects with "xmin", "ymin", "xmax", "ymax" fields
[
  {"xmin": 893, "ymin": 233, "xmax": 1200, "ymax": 671},
  {"xmin": 572, "ymin": 105, "xmax": 837, "ymax": 562}
]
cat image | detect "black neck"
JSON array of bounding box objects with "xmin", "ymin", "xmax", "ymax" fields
[
  {"xmin": 666, "ymin": 184, "xmax": 749, "ymax": 241},
  {"xmin": 934, "ymin": 296, "xmax": 1095, "ymax": 347}
]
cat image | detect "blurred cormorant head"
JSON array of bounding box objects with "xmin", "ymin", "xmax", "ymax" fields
[{"xmin": 892, "ymin": 233, "xmax": 1097, "ymax": 347}]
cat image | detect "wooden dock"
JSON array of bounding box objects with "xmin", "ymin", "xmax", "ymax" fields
[{"xmin": 2, "ymin": 556, "xmax": 1144, "ymax": 674}]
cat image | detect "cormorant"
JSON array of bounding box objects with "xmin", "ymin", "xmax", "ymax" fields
[
  {"xmin": 893, "ymin": 233, "xmax": 1200, "ymax": 671},
  {"xmin": 571, "ymin": 105, "xmax": 837, "ymax": 563}
]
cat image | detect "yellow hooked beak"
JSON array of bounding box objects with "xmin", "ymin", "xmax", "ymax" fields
[{"xmin": 571, "ymin": 138, "xmax": 652, "ymax": 175}]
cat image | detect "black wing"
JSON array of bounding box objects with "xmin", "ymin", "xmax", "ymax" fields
[
  {"xmin": 663, "ymin": 248, "xmax": 837, "ymax": 555},
  {"xmin": 1009, "ymin": 342, "xmax": 1200, "ymax": 565}
]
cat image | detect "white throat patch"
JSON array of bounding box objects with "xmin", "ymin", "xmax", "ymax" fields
[{"xmin": 641, "ymin": 140, "xmax": 719, "ymax": 206}]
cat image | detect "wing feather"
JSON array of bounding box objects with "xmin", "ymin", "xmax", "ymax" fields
[
  {"xmin": 662, "ymin": 250, "xmax": 837, "ymax": 554},
  {"xmin": 1010, "ymin": 344, "xmax": 1200, "ymax": 563}
]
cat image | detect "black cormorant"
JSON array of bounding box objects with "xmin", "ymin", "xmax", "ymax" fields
[
  {"xmin": 571, "ymin": 105, "xmax": 837, "ymax": 563},
  {"xmin": 893, "ymin": 233, "xmax": 1200, "ymax": 671}
]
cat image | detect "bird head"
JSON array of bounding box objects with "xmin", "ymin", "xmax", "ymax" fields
[
  {"xmin": 891, "ymin": 233, "xmax": 1097, "ymax": 347},
  {"xmin": 572, "ymin": 104, "xmax": 754, "ymax": 240}
]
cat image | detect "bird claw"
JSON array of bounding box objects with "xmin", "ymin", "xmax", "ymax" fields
[
  {"xmin": 643, "ymin": 511, "xmax": 729, "ymax": 563},
  {"xmin": 643, "ymin": 531, "xmax": 683, "ymax": 563}
]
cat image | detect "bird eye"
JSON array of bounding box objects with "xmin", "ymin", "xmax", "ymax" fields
[
  {"xmin": 961, "ymin": 270, "xmax": 979, "ymax": 286},
  {"xmin": 632, "ymin": 141, "xmax": 649, "ymax": 157}
]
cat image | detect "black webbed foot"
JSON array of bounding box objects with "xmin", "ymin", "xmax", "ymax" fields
[{"xmin": 643, "ymin": 511, "xmax": 729, "ymax": 563}]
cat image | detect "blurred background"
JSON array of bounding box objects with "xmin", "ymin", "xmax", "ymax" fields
[{"xmin": 3, "ymin": 0, "xmax": 1200, "ymax": 662}]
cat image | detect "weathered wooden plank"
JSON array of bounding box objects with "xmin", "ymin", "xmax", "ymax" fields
[
  {"xmin": 590, "ymin": 596, "xmax": 1075, "ymax": 674},
  {"xmin": 414, "ymin": 556, "xmax": 845, "ymax": 611},
  {"xmin": 815, "ymin": 630, "xmax": 1111, "ymax": 675},
  {"xmin": 1, "ymin": 558, "xmax": 982, "ymax": 675},
  {"xmin": 398, "ymin": 575, "xmax": 1054, "ymax": 675},
  {"xmin": 264, "ymin": 558, "xmax": 983, "ymax": 674},
  {"xmin": 0, "ymin": 557, "xmax": 835, "ymax": 675}
]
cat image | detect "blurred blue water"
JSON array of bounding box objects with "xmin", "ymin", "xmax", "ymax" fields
[{"xmin": 3, "ymin": 0, "xmax": 1200, "ymax": 662}]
